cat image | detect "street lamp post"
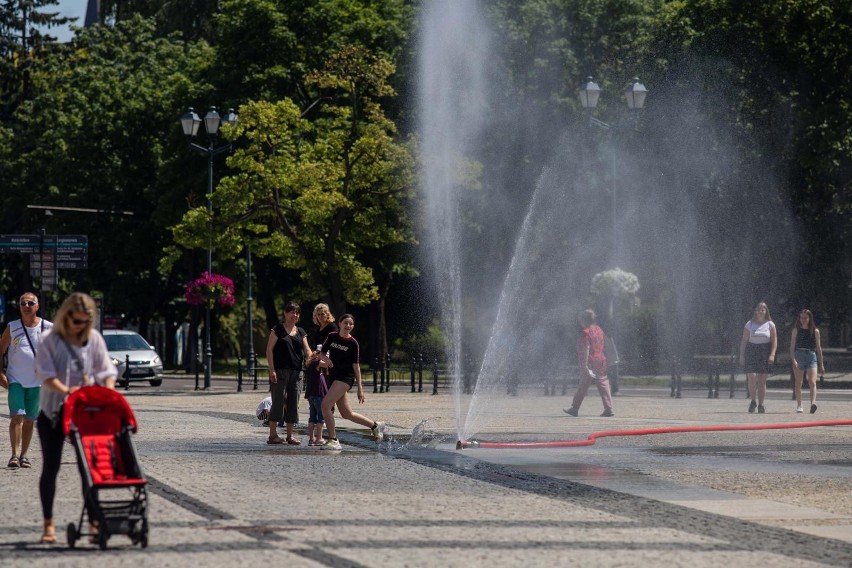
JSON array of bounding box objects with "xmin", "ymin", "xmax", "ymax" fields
[
  {"xmin": 577, "ymin": 76, "xmax": 647, "ymax": 394},
  {"xmin": 577, "ymin": 76, "xmax": 647, "ymax": 263},
  {"xmin": 245, "ymin": 239, "xmax": 256, "ymax": 388},
  {"xmin": 179, "ymin": 106, "xmax": 238, "ymax": 390}
]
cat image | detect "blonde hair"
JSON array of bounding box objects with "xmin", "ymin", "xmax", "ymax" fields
[
  {"xmin": 52, "ymin": 292, "xmax": 97, "ymax": 341},
  {"xmin": 312, "ymin": 303, "xmax": 335, "ymax": 326}
]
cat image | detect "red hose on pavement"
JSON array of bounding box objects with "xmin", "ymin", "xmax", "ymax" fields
[{"xmin": 458, "ymin": 419, "xmax": 852, "ymax": 449}]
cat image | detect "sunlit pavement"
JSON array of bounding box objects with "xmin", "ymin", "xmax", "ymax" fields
[{"xmin": 1, "ymin": 383, "xmax": 850, "ymax": 567}]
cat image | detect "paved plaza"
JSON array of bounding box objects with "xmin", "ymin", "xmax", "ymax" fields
[{"xmin": 1, "ymin": 381, "xmax": 850, "ymax": 567}]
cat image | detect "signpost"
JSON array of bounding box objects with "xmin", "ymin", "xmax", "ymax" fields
[{"xmin": 0, "ymin": 234, "xmax": 88, "ymax": 292}]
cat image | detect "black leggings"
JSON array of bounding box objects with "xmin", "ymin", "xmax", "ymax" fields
[{"xmin": 37, "ymin": 411, "xmax": 66, "ymax": 519}]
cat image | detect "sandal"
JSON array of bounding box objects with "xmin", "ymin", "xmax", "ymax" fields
[
  {"xmin": 40, "ymin": 521, "xmax": 57, "ymax": 544},
  {"xmin": 7, "ymin": 456, "xmax": 18, "ymax": 469},
  {"xmin": 267, "ymin": 437, "xmax": 285, "ymax": 445},
  {"xmin": 19, "ymin": 456, "xmax": 31, "ymax": 468},
  {"xmin": 286, "ymin": 438, "xmax": 301, "ymax": 445}
]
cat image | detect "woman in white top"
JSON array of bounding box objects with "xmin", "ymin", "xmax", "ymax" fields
[
  {"xmin": 738, "ymin": 302, "xmax": 777, "ymax": 414},
  {"xmin": 34, "ymin": 292, "xmax": 117, "ymax": 544}
]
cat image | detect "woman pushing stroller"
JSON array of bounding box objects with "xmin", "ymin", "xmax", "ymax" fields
[{"xmin": 35, "ymin": 292, "xmax": 118, "ymax": 544}]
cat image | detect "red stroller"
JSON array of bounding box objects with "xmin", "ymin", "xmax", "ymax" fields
[{"xmin": 62, "ymin": 385, "xmax": 149, "ymax": 549}]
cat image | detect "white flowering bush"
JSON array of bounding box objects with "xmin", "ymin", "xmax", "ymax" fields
[{"xmin": 591, "ymin": 268, "xmax": 640, "ymax": 300}]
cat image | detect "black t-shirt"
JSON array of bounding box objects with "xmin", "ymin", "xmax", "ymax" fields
[
  {"xmin": 272, "ymin": 324, "xmax": 307, "ymax": 369},
  {"xmin": 313, "ymin": 322, "xmax": 339, "ymax": 351},
  {"xmin": 321, "ymin": 331, "xmax": 360, "ymax": 381},
  {"xmin": 795, "ymin": 328, "xmax": 816, "ymax": 350}
]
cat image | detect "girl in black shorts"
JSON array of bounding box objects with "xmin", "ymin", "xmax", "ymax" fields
[{"xmin": 317, "ymin": 314, "xmax": 385, "ymax": 450}]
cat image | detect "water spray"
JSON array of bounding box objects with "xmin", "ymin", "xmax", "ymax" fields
[{"xmin": 455, "ymin": 419, "xmax": 852, "ymax": 449}]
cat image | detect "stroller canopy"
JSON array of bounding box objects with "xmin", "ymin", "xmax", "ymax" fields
[{"xmin": 63, "ymin": 385, "xmax": 138, "ymax": 437}]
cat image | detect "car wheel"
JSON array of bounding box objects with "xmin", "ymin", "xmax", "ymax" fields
[{"xmin": 149, "ymin": 379, "xmax": 162, "ymax": 387}]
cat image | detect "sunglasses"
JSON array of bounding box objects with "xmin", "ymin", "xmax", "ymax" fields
[
  {"xmin": 20, "ymin": 301, "xmax": 38, "ymax": 307},
  {"xmin": 70, "ymin": 318, "xmax": 91, "ymax": 326}
]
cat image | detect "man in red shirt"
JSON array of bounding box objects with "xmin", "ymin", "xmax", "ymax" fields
[{"xmin": 564, "ymin": 309, "xmax": 614, "ymax": 417}]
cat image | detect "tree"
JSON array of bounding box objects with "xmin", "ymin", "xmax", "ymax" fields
[
  {"xmin": 213, "ymin": 0, "xmax": 412, "ymax": 105},
  {"xmin": 8, "ymin": 16, "xmax": 214, "ymax": 342},
  {"xmin": 97, "ymin": 0, "xmax": 220, "ymax": 41},
  {"xmin": 0, "ymin": 0, "xmax": 73, "ymax": 116},
  {"xmin": 164, "ymin": 45, "xmax": 417, "ymax": 359},
  {"xmin": 649, "ymin": 0, "xmax": 852, "ymax": 343}
]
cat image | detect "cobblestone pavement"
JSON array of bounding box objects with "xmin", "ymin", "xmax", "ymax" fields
[{"xmin": 1, "ymin": 384, "xmax": 850, "ymax": 567}]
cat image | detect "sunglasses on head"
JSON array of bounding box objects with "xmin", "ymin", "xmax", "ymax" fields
[{"xmin": 21, "ymin": 301, "xmax": 37, "ymax": 307}]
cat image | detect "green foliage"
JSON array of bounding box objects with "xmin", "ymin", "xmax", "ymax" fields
[
  {"xmin": 395, "ymin": 320, "xmax": 447, "ymax": 362},
  {"xmin": 649, "ymin": 0, "xmax": 852, "ymax": 334},
  {"xmin": 166, "ymin": 45, "xmax": 416, "ymax": 313},
  {"xmin": 5, "ymin": 15, "xmax": 214, "ymax": 320},
  {"xmin": 0, "ymin": 0, "xmax": 74, "ymax": 114},
  {"xmin": 213, "ymin": 0, "xmax": 411, "ymax": 103}
]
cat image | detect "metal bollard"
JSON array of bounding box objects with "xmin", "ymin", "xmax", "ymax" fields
[
  {"xmin": 729, "ymin": 370, "xmax": 736, "ymax": 399},
  {"xmin": 432, "ymin": 358, "xmax": 439, "ymax": 395},
  {"xmin": 373, "ymin": 357, "xmax": 379, "ymax": 393},
  {"xmin": 790, "ymin": 369, "xmax": 796, "ymax": 400},
  {"xmin": 670, "ymin": 359, "xmax": 677, "ymax": 398},
  {"xmin": 385, "ymin": 353, "xmax": 392, "ymax": 392},
  {"xmin": 252, "ymin": 355, "xmax": 259, "ymax": 390},
  {"xmin": 237, "ymin": 359, "xmax": 243, "ymax": 392},
  {"xmin": 380, "ymin": 355, "xmax": 386, "ymax": 393},
  {"xmin": 194, "ymin": 353, "xmax": 200, "ymax": 391},
  {"xmin": 714, "ymin": 370, "xmax": 720, "ymax": 398},
  {"xmin": 418, "ymin": 354, "xmax": 424, "ymax": 392},
  {"xmin": 410, "ymin": 359, "xmax": 416, "ymax": 393},
  {"xmin": 124, "ymin": 354, "xmax": 131, "ymax": 391}
]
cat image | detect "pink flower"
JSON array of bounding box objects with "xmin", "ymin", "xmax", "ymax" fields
[{"xmin": 184, "ymin": 272, "xmax": 236, "ymax": 308}]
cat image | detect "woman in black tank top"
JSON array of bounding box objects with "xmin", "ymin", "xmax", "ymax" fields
[
  {"xmin": 265, "ymin": 301, "xmax": 313, "ymax": 445},
  {"xmin": 789, "ymin": 309, "xmax": 825, "ymax": 414}
]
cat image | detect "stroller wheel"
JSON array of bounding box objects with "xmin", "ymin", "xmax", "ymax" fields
[
  {"xmin": 140, "ymin": 519, "xmax": 149, "ymax": 549},
  {"xmin": 66, "ymin": 523, "xmax": 77, "ymax": 548}
]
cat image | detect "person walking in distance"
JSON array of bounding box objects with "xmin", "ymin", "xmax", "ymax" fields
[
  {"xmin": 790, "ymin": 309, "xmax": 824, "ymax": 414},
  {"xmin": 317, "ymin": 314, "xmax": 385, "ymax": 450},
  {"xmin": 0, "ymin": 292, "xmax": 53, "ymax": 470},
  {"xmin": 564, "ymin": 309, "xmax": 614, "ymax": 418},
  {"xmin": 739, "ymin": 302, "xmax": 777, "ymax": 413}
]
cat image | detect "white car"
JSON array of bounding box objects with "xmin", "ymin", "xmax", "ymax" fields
[{"xmin": 103, "ymin": 330, "xmax": 164, "ymax": 387}]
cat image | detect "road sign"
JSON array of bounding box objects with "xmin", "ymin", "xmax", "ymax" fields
[
  {"xmin": 2, "ymin": 234, "xmax": 88, "ymax": 269},
  {"xmin": 0, "ymin": 234, "xmax": 42, "ymax": 254},
  {"xmin": 55, "ymin": 235, "xmax": 87, "ymax": 268},
  {"xmin": 31, "ymin": 252, "xmax": 87, "ymax": 270}
]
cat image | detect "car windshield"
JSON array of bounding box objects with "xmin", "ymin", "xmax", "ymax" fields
[{"xmin": 105, "ymin": 334, "xmax": 151, "ymax": 351}]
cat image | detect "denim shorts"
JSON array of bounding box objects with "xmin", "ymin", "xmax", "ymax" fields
[
  {"xmin": 308, "ymin": 395, "xmax": 324, "ymax": 424},
  {"xmin": 794, "ymin": 349, "xmax": 817, "ymax": 370}
]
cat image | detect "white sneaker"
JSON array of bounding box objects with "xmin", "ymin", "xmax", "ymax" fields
[
  {"xmin": 371, "ymin": 422, "xmax": 386, "ymax": 441},
  {"xmin": 321, "ymin": 439, "xmax": 342, "ymax": 450},
  {"xmin": 796, "ymin": 406, "xmax": 803, "ymax": 413}
]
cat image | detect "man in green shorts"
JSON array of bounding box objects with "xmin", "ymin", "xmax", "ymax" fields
[{"xmin": 0, "ymin": 292, "xmax": 53, "ymax": 469}]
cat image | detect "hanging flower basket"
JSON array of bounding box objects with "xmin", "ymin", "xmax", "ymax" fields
[{"xmin": 184, "ymin": 272, "xmax": 236, "ymax": 308}]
